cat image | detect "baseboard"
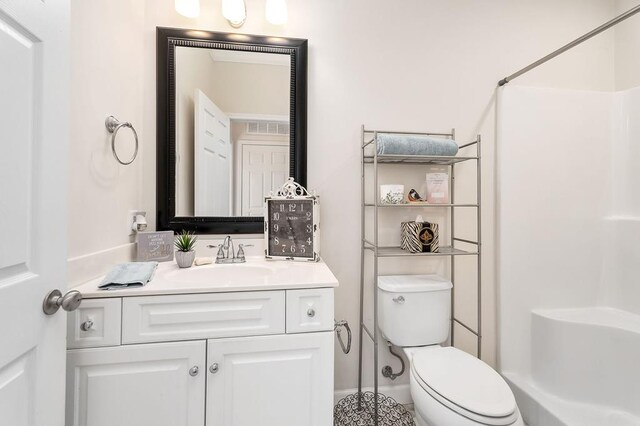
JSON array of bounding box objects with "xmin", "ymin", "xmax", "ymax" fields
[
  {"xmin": 67, "ymin": 243, "xmax": 135, "ymax": 287},
  {"xmin": 334, "ymin": 383, "xmax": 412, "ymax": 406}
]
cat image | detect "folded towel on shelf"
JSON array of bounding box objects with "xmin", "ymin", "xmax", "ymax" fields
[
  {"xmin": 98, "ymin": 262, "xmax": 158, "ymax": 290},
  {"xmin": 376, "ymin": 134, "xmax": 459, "ymax": 156}
]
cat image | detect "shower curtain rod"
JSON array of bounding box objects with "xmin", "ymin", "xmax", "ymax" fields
[{"xmin": 498, "ymin": 3, "xmax": 640, "ymax": 86}]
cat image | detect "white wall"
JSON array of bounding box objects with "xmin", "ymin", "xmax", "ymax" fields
[
  {"xmin": 68, "ymin": 0, "xmax": 145, "ymax": 283},
  {"xmin": 614, "ymin": 0, "xmax": 640, "ymax": 90},
  {"xmin": 209, "ymin": 60, "xmax": 289, "ymax": 116},
  {"xmin": 70, "ymin": 0, "xmax": 619, "ymax": 393}
]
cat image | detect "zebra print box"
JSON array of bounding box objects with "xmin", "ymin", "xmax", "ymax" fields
[{"xmin": 401, "ymin": 221, "xmax": 439, "ymax": 253}]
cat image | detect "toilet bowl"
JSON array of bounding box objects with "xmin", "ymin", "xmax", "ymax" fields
[
  {"xmin": 377, "ymin": 274, "xmax": 522, "ymax": 426},
  {"xmin": 405, "ymin": 346, "xmax": 523, "ymax": 426}
]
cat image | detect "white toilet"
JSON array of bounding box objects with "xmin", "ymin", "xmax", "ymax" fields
[{"xmin": 378, "ymin": 275, "xmax": 523, "ymax": 426}]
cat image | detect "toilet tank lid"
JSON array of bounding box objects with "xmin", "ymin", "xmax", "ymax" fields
[{"xmin": 378, "ymin": 274, "xmax": 452, "ymax": 293}]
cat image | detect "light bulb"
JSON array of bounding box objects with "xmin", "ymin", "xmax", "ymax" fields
[
  {"xmin": 175, "ymin": 0, "xmax": 200, "ymax": 18},
  {"xmin": 266, "ymin": 0, "xmax": 287, "ymax": 25},
  {"xmin": 222, "ymin": 0, "xmax": 247, "ymax": 27}
]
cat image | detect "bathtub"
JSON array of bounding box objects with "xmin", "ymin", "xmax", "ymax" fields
[{"xmin": 503, "ymin": 307, "xmax": 640, "ymax": 426}]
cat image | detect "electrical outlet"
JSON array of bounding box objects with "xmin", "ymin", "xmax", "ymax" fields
[{"xmin": 127, "ymin": 210, "xmax": 146, "ymax": 236}]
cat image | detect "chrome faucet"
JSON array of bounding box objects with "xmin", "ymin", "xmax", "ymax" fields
[
  {"xmin": 222, "ymin": 235, "xmax": 235, "ymax": 261},
  {"xmin": 207, "ymin": 236, "xmax": 253, "ymax": 264}
]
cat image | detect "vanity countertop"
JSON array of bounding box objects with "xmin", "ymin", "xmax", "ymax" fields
[{"xmin": 74, "ymin": 256, "xmax": 339, "ymax": 299}]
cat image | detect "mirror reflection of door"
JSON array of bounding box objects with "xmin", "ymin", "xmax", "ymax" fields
[
  {"xmin": 194, "ymin": 90, "xmax": 231, "ymax": 216},
  {"xmin": 241, "ymin": 142, "xmax": 289, "ymax": 216},
  {"xmin": 175, "ymin": 46, "xmax": 290, "ymax": 217}
]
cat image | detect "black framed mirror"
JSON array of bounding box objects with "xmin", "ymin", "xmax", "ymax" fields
[{"xmin": 157, "ymin": 27, "xmax": 307, "ymax": 234}]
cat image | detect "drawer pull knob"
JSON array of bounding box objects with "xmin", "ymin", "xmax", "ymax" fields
[
  {"xmin": 209, "ymin": 363, "xmax": 219, "ymax": 374},
  {"xmin": 80, "ymin": 319, "xmax": 94, "ymax": 331},
  {"xmin": 189, "ymin": 366, "xmax": 199, "ymax": 377},
  {"xmin": 307, "ymin": 308, "xmax": 316, "ymax": 318}
]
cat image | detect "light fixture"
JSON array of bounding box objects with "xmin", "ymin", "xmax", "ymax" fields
[
  {"xmin": 265, "ymin": 0, "xmax": 288, "ymax": 25},
  {"xmin": 222, "ymin": 0, "xmax": 247, "ymax": 28},
  {"xmin": 175, "ymin": 0, "xmax": 200, "ymax": 18},
  {"xmin": 175, "ymin": 0, "xmax": 287, "ymax": 27}
]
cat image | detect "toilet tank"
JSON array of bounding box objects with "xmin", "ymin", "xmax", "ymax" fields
[{"xmin": 377, "ymin": 275, "xmax": 452, "ymax": 347}]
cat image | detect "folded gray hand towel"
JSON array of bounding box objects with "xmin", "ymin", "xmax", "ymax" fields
[
  {"xmin": 99, "ymin": 262, "xmax": 158, "ymax": 290},
  {"xmin": 376, "ymin": 134, "xmax": 459, "ymax": 156}
]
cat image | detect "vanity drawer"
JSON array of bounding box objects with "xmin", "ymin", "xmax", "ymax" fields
[
  {"xmin": 67, "ymin": 298, "xmax": 121, "ymax": 349},
  {"xmin": 122, "ymin": 291, "xmax": 286, "ymax": 344},
  {"xmin": 286, "ymin": 288, "xmax": 334, "ymax": 333}
]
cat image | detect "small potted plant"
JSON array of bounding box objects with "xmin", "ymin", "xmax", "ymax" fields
[{"xmin": 174, "ymin": 231, "xmax": 197, "ymax": 268}]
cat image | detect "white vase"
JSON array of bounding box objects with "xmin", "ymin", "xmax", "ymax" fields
[{"xmin": 175, "ymin": 250, "xmax": 195, "ymax": 268}]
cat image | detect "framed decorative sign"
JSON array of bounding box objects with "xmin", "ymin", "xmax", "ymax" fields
[
  {"xmin": 265, "ymin": 178, "xmax": 319, "ymax": 261},
  {"xmin": 136, "ymin": 231, "xmax": 174, "ymax": 262}
]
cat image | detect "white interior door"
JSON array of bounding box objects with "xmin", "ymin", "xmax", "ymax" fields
[
  {"xmin": 194, "ymin": 89, "xmax": 231, "ymax": 216},
  {"xmin": 0, "ymin": 1, "xmax": 69, "ymax": 426},
  {"xmin": 241, "ymin": 144, "xmax": 289, "ymax": 216}
]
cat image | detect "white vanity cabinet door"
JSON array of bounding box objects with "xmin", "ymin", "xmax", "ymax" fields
[
  {"xmin": 206, "ymin": 332, "xmax": 334, "ymax": 426},
  {"xmin": 66, "ymin": 341, "xmax": 206, "ymax": 426}
]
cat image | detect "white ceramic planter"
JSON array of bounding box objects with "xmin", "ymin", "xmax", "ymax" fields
[{"xmin": 175, "ymin": 250, "xmax": 195, "ymax": 268}]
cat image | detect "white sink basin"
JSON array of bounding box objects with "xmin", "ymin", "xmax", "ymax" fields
[{"xmin": 164, "ymin": 263, "xmax": 276, "ymax": 285}]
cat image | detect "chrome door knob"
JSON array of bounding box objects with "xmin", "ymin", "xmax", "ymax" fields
[
  {"xmin": 307, "ymin": 308, "xmax": 316, "ymax": 318},
  {"xmin": 209, "ymin": 363, "xmax": 219, "ymax": 374},
  {"xmin": 43, "ymin": 289, "xmax": 83, "ymax": 315},
  {"xmin": 189, "ymin": 366, "xmax": 199, "ymax": 376}
]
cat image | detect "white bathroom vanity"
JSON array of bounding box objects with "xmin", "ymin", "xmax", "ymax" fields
[{"xmin": 65, "ymin": 258, "xmax": 338, "ymax": 426}]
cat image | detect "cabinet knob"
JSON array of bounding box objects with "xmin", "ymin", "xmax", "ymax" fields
[
  {"xmin": 209, "ymin": 363, "xmax": 219, "ymax": 374},
  {"xmin": 189, "ymin": 366, "xmax": 199, "ymax": 376},
  {"xmin": 80, "ymin": 319, "xmax": 94, "ymax": 331},
  {"xmin": 307, "ymin": 308, "xmax": 316, "ymax": 318}
]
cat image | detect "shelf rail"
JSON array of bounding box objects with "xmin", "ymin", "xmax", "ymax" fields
[{"xmin": 358, "ymin": 125, "xmax": 482, "ymax": 425}]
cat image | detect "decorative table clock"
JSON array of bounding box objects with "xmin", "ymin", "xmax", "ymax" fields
[{"xmin": 265, "ymin": 178, "xmax": 320, "ymax": 261}]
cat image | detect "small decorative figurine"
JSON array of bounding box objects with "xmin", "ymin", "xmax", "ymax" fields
[{"xmin": 407, "ymin": 188, "xmax": 427, "ymax": 203}]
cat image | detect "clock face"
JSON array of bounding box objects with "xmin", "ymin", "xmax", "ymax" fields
[{"xmin": 267, "ymin": 199, "xmax": 315, "ymax": 259}]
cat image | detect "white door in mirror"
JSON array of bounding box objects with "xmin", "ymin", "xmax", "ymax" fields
[
  {"xmin": 195, "ymin": 89, "xmax": 231, "ymax": 216},
  {"xmin": 241, "ymin": 144, "xmax": 289, "ymax": 216}
]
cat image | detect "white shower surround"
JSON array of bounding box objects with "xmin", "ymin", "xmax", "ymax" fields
[{"xmin": 497, "ymin": 85, "xmax": 640, "ymax": 425}]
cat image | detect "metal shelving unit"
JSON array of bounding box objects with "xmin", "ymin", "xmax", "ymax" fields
[{"xmin": 358, "ymin": 126, "xmax": 482, "ymax": 425}]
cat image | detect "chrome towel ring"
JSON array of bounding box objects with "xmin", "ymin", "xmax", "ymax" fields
[{"xmin": 105, "ymin": 116, "xmax": 139, "ymax": 165}]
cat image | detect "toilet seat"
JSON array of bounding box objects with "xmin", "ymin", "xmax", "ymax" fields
[{"xmin": 411, "ymin": 347, "xmax": 518, "ymax": 425}]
